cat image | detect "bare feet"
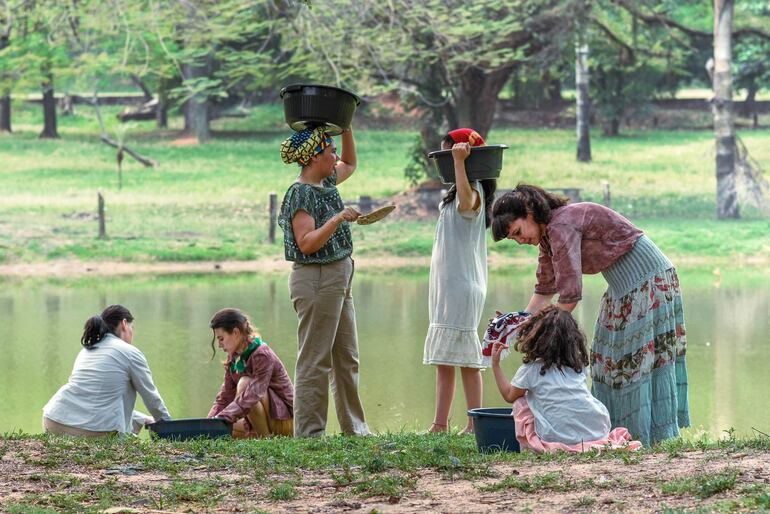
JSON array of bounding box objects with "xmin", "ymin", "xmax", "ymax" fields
[
  {"xmin": 458, "ymin": 426, "xmax": 474, "ymax": 435},
  {"xmin": 427, "ymin": 422, "xmax": 448, "ymax": 433}
]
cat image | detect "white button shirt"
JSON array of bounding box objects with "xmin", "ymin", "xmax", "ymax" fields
[{"xmin": 43, "ymin": 334, "xmax": 171, "ymax": 434}]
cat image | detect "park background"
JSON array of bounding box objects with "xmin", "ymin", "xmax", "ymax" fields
[{"xmin": 1, "ymin": 1, "xmax": 770, "ymax": 512}]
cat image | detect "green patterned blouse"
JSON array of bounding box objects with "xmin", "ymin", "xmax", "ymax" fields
[{"xmin": 278, "ymin": 171, "xmax": 353, "ymax": 264}]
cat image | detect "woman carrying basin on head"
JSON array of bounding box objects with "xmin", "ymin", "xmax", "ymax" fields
[
  {"xmin": 278, "ymin": 126, "xmax": 369, "ymax": 438},
  {"xmin": 423, "ymin": 128, "xmax": 497, "ymax": 435}
]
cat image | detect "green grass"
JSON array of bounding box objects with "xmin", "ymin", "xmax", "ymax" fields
[
  {"xmin": 353, "ymin": 473, "xmax": 418, "ymax": 498},
  {"xmin": 1, "ymin": 101, "xmax": 769, "ymax": 266},
  {"xmin": 661, "ymin": 469, "xmax": 740, "ymax": 499},
  {"xmin": 266, "ymin": 480, "xmax": 300, "ymax": 501},
  {"xmin": 3, "ymin": 432, "xmax": 770, "ymax": 512},
  {"xmin": 480, "ymin": 471, "xmax": 574, "ymax": 493}
]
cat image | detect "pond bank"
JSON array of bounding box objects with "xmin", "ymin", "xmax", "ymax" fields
[
  {"xmin": 1, "ymin": 253, "xmax": 769, "ymax": 278},
  {"xmin": 2, "ymin": 434, "xmax": 769, "ymax": 513}
]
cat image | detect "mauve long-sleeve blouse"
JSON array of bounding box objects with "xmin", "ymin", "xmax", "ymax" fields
[
  {"xmin": 535, "ymin": 202, "xmax": 643, "ymax": 304},
  {"xmin": 207, "ymin": 344, "xmax": 294, "ymax": 423}
]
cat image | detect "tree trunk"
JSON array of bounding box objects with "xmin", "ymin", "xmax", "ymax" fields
[
  {"xmin": 575, "ymin": 38, "xmax": 592, "ymax": 162},
  {"xmin": 0, "ymin": 94, "xmax": 10, "ymax": 133},
  {"xmin": 39, "ymin": 79, "xmax": 59, "ymax": 139},
  {"xmin": 603, "ymin": 69, "xmax": 624, "ymax": 136},
  {"xmin": 455, "ymin": 65, "xmax": 513, "ymax": 138},
  {"xmin": 156, "ymin": 79, "xmax": 169, "ymax": 129},
  {"xmin": 183, "ymin": 98, "xmax": 192, "ymax": 133},
  {"xmin": 0, "ymin": 32, "xmax": 9, "ymax": 133},
  {"xmin": 740, "ymin": 84, "xmax": 757, "ymax": 119},
  {"xmin": 181, "ymin": 60, "xmax": 211, "ymax": 143},
  {"xmin": 546, "ymin": 77, "xmax": 562, "ymax": 102},
  {"xmin": 713, "ymin": 0, "xmax": 739, "ymax": 219},
  {"xmin": 604, "ymin": 118, "xmax": 620, "ymax": 136}
]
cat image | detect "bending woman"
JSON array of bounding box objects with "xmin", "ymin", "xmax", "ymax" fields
[
  {"xmin": 491, "ymin": 184, "xmax": 689, "ymax": 446},
  {"xmin": 207, "ymin": 308, "xmax": 294, "ymax": 438},
  {"xmin": 43, "ymin": 305, "xmax": 171, "ymax": 436}
]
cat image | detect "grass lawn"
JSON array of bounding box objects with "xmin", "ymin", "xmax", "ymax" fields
[
  {"xmin": 1, "ymin": 101, "xmax": 769, "ymax": 267},
  {"xmin": 2, "ymin": 432, "xmax": 770, "ymax": 513}
]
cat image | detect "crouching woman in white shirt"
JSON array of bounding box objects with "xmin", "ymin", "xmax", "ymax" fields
[{"xmin": 43, "ymin": 304, "xmax": 171, "ymax": 436}]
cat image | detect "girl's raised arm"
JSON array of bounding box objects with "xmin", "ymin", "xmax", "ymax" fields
[
  {"xmin": 452, "ymin": 142, "xmax": 480, "ymax": 212},
  {"xmin": 491, "ymin": 342, "xmax": 526, "ymax": 403}
]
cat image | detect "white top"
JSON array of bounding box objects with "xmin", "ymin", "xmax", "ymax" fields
[
  {"xmin": 423, "ymin": 182, "xmax": 487, "ymax": 368},
  {"xmin": 512, "ymin": 360, "xmax": 610, "ymax": 444},
  {"xmin": 43, "ymin": 334, "xmax": 171, "ymax": 434}
]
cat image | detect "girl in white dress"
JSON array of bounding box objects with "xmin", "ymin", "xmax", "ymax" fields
[{"xmin": 423, "ymin": 128, "xmax": 497, "ymax": 434}]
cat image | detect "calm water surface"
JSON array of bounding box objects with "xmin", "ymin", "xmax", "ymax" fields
[{"xmin": 1, "ymin": 268, "xmax": 769, "ymax": 438}]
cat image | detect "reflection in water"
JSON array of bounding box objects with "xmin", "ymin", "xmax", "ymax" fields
[{"xmin": 1, "ymin": 270, "xmax": 768, "ymax": 438}]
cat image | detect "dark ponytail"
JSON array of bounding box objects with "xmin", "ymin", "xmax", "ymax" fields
[
  {"xmin": 81, "ymin": 304, "xmax": 134, "ymax": 349},
  {"xmin": 440, "ymin": 178, "xmax": 498, "ymax": 228}
]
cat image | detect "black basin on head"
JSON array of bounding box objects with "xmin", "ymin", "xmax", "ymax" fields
[
  {"xmin": 428, "ymin": 145, "xmax": 508, "ymax": 184},
  {"xmin": 280, "ymin": 84, "xmax": 361, "ymax": 136}
]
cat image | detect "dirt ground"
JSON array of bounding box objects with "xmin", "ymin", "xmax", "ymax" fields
[{"xmin": 2, "ymin": 440, "xmax": 769, "ymax": 513}]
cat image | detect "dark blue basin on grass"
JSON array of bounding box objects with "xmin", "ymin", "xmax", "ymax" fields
[
  {"xmin": 467, "ymin": 407, "xmax": 520, "ymax": 453},
  {"xmin": 148, "ymin": 418, "xmax": 232, "ymax": 441}
]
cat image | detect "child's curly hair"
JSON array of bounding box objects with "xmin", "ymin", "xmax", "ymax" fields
[{"xmin": 513, "ymin": 305, "xmax": 589, "ymax": 375}]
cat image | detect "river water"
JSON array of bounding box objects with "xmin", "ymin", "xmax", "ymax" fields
[{"xmin": 2, "ymin": 268, "xmax": 768, "ymax": 439}]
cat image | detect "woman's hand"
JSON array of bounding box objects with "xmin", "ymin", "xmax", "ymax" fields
[
  {"xmin": 490, "ymin": 342, "xmax": 508, "ymax": 368},
  {"xmin": 452, "ymin": 142, "xmax": 471, "ymax": 162},
  {"xmin": 335, "ymin": 207, "xmax": 361, "ymax": 224}
]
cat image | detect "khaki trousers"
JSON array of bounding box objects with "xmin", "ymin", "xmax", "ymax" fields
[
  {"xmin": 233, "ymin": 377, "xmax": 293, "ymax": 438},
  {"xmin": 43, "ymin": 417, "xmax": 116, "ymax": 437},
  {"xmin": 289, "ymin": 257, "xmax": 369, "ymax": 437}
]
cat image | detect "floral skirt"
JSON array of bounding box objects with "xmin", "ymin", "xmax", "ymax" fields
[{"xmin": 591, "ymin": 236, "xmax": 690, "ymax": 446}]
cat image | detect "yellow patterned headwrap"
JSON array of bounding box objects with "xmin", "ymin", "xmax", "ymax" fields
[{"xmin": 280, "ymin": 127, "xmax": 333, "ymax": 166}]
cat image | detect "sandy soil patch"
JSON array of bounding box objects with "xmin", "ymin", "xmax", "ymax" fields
[{"xmin": 2, "ymin": 440, "xmax": 769, "ymax": 513}]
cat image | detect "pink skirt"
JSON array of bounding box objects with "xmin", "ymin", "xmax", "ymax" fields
[{"xmin": 513, "ymin": 397, "xmax": 642, "ymax": 453}]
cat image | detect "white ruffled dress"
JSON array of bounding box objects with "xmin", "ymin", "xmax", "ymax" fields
[{"xmin": 423, "ymin": 182, "xmax": 487, "ymax": 368}]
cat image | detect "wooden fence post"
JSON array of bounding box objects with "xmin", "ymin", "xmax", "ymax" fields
[
  {"xmin": 602, "ymin": 180, "xmax": 611, "ymax": 208},
  {"xmin": 359, "ymin": 195, "xmax": 372, "ymax": 213},
  {"xmin": 268, "ymin": 192, "xmax": 277, "ymax": 244},
  {"xmin": 97, "ymin": 191, "xmax": 106, "ymax": 239}
]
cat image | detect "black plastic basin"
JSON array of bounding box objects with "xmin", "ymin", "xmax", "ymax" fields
[
  {"xmin": 280, "ymin": 84, "xmax": 361, "ymax": 136},
  {"xmin": 428, "ymin": 145, "xmax": 508, "ymax": 184},
  {"xmin": 148, "ymin": 418, "xmax": 232, "ymax": 441},
  {"xmin": 467, "ymin": 407, "xmax": 520, "ymax": 453}
]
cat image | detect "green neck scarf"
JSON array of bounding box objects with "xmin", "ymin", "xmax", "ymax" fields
[{"xmin": 230, "ymin": 337, "xmax": 263, "ymax": 373}]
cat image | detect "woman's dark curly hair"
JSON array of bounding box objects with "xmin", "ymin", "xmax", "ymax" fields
[
  {"xmin": 513, "ymin": 305, "xmax": 589, "ymax": 375},
  {"xmin": 491, "ymin": 183, "xmax": 569, "ymax": 241}
]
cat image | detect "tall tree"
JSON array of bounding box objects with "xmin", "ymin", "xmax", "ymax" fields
[
  {"xmin": 575, "ymin": 23, "xmax": 591, "ymax": 161},
  {"xmin": 713, "ymin": 0, "xmax": 738, "ymax": 219},
  {"xmin": 0, "ymin": 1, "xmax": 11, "ymax": 133},
  {"xmin": 282, "ymin": 0, "xmax": 576, "ymax": 179}
]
